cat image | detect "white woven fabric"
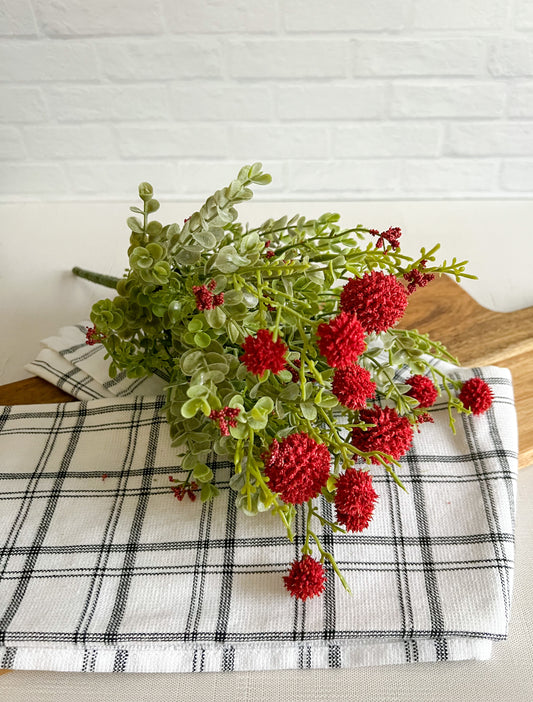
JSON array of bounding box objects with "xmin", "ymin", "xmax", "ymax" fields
[
  {"xmin": 0, "ymin": 330, "xmax": 519, "ymax": 673},
  {"xmin": 25, "ymin": 323, "xmax": 167, "ymax": 400}
]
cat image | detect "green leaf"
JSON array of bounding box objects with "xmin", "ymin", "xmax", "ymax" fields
[
  {"xmin": 182, "ymin": 452, "xmax": 199, "ymax": 471},
  {"xmin": 175, "ymin": 246, "xmax": 202, "ymax": 266},
  {"xmin": 214, "ymin": 245, "xmax": 250, "ymax": 273},
  {"xmin": 192, "ymin": 463, "xmax": 214, "ymax": 483},
  {"xmin": 192, "ymin": 230, "xmax": 217, "ymax": 249},
  {"xmin": 240, "ymin": 232, "xmax": 260, "ymax": 253},
  {"xmin": 180, "ymin": 350, "xmax": 204, "ymax": 375},
  {"xmin": 204, "ymin": 306, "xmax": 226, "ymax": 329},
  {"xmin": 127, "ymin": 216, "xmax": 144, "ymax": 234},
  {"xmin": 326, "ymin": 475, "xmax": 338, "ymax": 492},
  {"xmin": 315, "ymin": 392, "xmax": 339, "ymax": 409},
  {"xmin": 229, "ymin": 472, "xmax": 245, "ymax": 491},
  {"xmin": 254, "ymin": 396, "xmax": 274, "ymax": 413},
  {"xmin": 200, "ymin": 483, "xmax": 220, "ymax": 503},
  {"xmin": 138, "ymin": 182, "xmax": 153, "ymax": 201},
  {"xmin": 187, "ymin": 317, "xmax": 204, "ymax": 333},
  {"xmin": 227, "ymin": 319, "xmax": 242, "ymax": 344},
  {"xmin": 250, "ymin": 173, "xmax": 271, "ymax": 185},
  {"xmin": 186, "ymin": 384, "xmax": 209, "ymax": 399},
  {"xmin": 248, "ymin": 413, "xmax": 268, "ymax": 431},
  {"xmin": 194, "ymin": 332, "xmax": 211, "ymax": 348},
  {"xmin": 300, "ymin": 402, "xmax": 317, "ymax": 421},
  {"xmin": 181, "ymin": 398, "xmax": 202, "ymax": 419},
  {"xmin": 203, "ymin": 369, "xmax": 226, "ymax": 384},
  {"xmin": 146, "ymin": 198, "xmax": 160, "ymax": 214},
  {"xmin": 230, "ymin": 422, "xmax": 247, "ymax": 439},
  {"xmin": 146, "ymin": 220, "xmax": 163, "ymax": 238},
  {"xmin": 280, "ymin": 384, "xmax": 300, "ymax": 401},
  {"xmin": 223, "ymin": 289, "xmax": 243, "ymax": 306}
]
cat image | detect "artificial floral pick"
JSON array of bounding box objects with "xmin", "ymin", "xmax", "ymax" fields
[{"xmin": 73, "ymin": 163, "xmax": 493, "ymax": 600}]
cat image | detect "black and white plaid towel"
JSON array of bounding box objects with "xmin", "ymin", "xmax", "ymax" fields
[
  {"xmin": 25, "ymin": 322, "xmax": 167, "ymax": 400},
  {"xmin": 0, "ymin": 328, "xmax": 518, "ymax": 672}
]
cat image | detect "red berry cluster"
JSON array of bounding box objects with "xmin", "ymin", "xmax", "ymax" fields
[
  {"xmin": 170, "ymin": 481, "xmax": 199, "ymax": 502},
  {"xmin": 85, "ymin": 326, "xmax": 107, "ymax": 346},
  {"xmin": 370, "ymin": 226, "xmax": 402, "ymax": 251},
  {"xmin": 192, "ymin": 280, "xmax": 224, "ymax": 311},
  {"xmin": 403, "ymin": 260, "xmax": 435, "ymax": 295},
  {"xmin": 209, "ymin": 406, "xmax": 241, "ymax": 436},
  {"xmin": 264, "ymin": 240, "xmax": 275, "ymax": 259}
]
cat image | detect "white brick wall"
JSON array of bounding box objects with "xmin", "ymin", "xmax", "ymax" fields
[{"xmin": 1, "ymin": 0, "xmax": 533, "ymax": 200}]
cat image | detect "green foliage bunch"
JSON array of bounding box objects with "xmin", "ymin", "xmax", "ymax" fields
[{"xmin": 77, "ymin": 163, "xmax": 476, "ymax": 594}]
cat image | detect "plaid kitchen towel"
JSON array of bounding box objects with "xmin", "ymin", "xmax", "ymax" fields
[
  {"xmin": 0, "ymin": 359, "xmax": 518, "ymax": 672},
  {"xmin": 25, "ymin": 322, "xmax": 167, "ymax": 400}
]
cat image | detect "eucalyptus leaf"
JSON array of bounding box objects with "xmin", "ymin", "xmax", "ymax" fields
[
  {"xmin": 200, "ymin": 483, "xmax": 220, "ymax": 503},
  {"xmin": 180, "ymin": 350, "xmax": 204, "ymax": 375},
  {"xmin": 181, "ymin": 398, "xmax": 202, "ymax": 419},
  {"xmin": 227, "ymin": 319, "xmax": 242, "ymax": 344},
  {"xmin": 175, "ymin": 246, "xmax": 202, "ymax": 266},
  {"xmin": 301, "ymin": 402, "xmax": 317, "ymax": 421},
  {"xmin": 223, "ymin": 289, "xmax": 243, "ymax": 306},
  {"xmin": 127, "ymin": 216, "xmax": 144, "ymax": 234},
  {"xmin": 194, "ymin": 332, "xmax": 211, "ymax": 348},
  {"xmin": 204, "ymin": 306, "xmax": 226, "ymax": 329},
  {"xmin": 192, "ymin": 230, "xmax": 217, "ymax": 249},
  {"xmin": 214, "ymin": 245, "xmax": 250, "ymax": 273},
  {"xmin": 186, "ymin": 385, "xmax": 209, "ymax": 399},
  {"xmin": 192, "ymin": 463, "xmax": 214, "ymax": 483}
]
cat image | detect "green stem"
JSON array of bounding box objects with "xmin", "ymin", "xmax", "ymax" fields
[
  {"xmin": 72, "ymin": 267, "xmax": 120, "ymax": 290},
  {"xmin": 308, "ymin": 528, "xmax": 352, "ymax": 594}
]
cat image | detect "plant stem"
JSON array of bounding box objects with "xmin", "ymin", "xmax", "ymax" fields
[{"xmin": 72, "ymin": 267, "xmax": 120, "ymax": 289}]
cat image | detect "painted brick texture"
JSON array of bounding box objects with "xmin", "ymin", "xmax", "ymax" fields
[{"xmin": 0, "ymin": 0, "xmax": 531, "ymax": 199}]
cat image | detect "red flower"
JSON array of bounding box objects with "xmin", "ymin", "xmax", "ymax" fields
[
  {"xmin": 240, "ymin": 329, "xmax": 287, "ymax": 376},
  {"xmin": 458, "ymin": 377, "xmax": 493, "ymax": 415},
  {"xmin": 351, "ymin": 405, "xmax": 414, "ymax": 464},
  {"xmin": 405, "ymin": 375, "xmax": 438, "ymax": 408},
  {"xmin": 340, "ymin": 271, "xmax": 408, "ymax": 333},
  {"xmin": 335, "ymin": 468, "xmax": 378, "ymax": 532},
  {"xmin": 262, "ymin": 432, "xmax": 331, "ymax": 504},
  {"xmin": 283, "ymin": 555, "xmax": 326, "ymax": 601},
  {"xmin": 316, "ymin": 312, "xmax": 366, "ymax": 369},
  {"xmin": 332, "ymin": 365, "xmax": 376, "ymax": 410}
]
